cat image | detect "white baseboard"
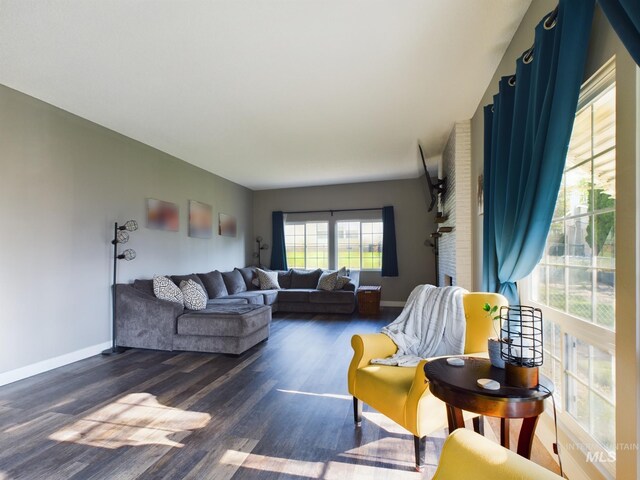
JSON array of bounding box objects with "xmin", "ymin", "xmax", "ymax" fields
[
  {"xmin": 380, "ymin": 301, "xmax": 406, "ymax": 307},
  {"xmin": 0, "ymin": 341, "xmax": 111, "ymax": 387}
]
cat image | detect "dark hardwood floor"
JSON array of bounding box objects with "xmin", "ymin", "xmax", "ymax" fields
[{"xmin": 0, "ymin": 309, "xmax": 559, "ymax": 479}]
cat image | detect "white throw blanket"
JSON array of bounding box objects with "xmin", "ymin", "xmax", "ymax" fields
[{"xmin": 371, "ymin": 284, "xmax": 468, "ymax": 367}]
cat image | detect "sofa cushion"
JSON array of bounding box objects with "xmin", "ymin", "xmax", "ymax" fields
[
  {"xmin": 179, "ymin": 280, "xmax": 208, "ymax": 310},
  {"xmin": 341, "ymin": 281, "xmax": 356, "ymax": 292},
  {"xmin": 153, "ymin": 275, "xmax": 184, "ymax": 305},
  {"xmin": 207, "ymin": 298, "xmax": 248, "ymax": 306},
  {"xmin": 177, "ymin": 305, "xmax": 270, "ymax": 337},
  {"xmin": 277, "ymin": 289, "xmax": 313, "ymax": 303},
  {"xmin": 277, "ymin": 270, "xmax": 293, "ymax": 289},
  {"xmin": 197, "ymin": 271, "xmax": 229, "ymax": 299},
  {"xmin": 256, "ymin": 268, "xmax": 280, "ymax": 290},
  {"xmin": 290, "ymin": 269, "xmax": 322, "ymax": 289},
  {"xmin": 171, "ymin": 274, "xmax": 206, "ymax": 292},
  {"xmin": 222, "ymin": 270, "xmax": 247, "ymax": 294},
  {"xmin": 260, "ymin": 290, "xmax": 279, "ymax": 306},
  {"xmin": 133, "ymin": 279, "xmax": 154, "ymax": 296},
  {"xmin": 308, "ymin": 290, "xmax": 355, "ymax": 305},
  {"xmin": 236, "ymin": 267, "xmax": 258, "ymax": 291},
  {"xmin": 226, "ymin": 291, "xmax": 265, "ymax": 305}
]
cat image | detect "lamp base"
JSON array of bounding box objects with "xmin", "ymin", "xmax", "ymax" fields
[
  {"xmin": 101, "ymin": 346, "xmax": 128, "ymax": 356},
  {"xmin": 505, "ymin": 363, "xmax": 539, "ymax": 389}
]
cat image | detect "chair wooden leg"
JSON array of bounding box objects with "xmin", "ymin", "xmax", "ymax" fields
[
  {"xmin": 414, "ymin": 435, "xmax": 427, "ymax": 471},
  {"xmin": 353, "ymin": 397, "xmax": 362, "ymax": 427},
  {"xmin": 473, "ymin": 415, "xmax": 485, "ymax": 435}
]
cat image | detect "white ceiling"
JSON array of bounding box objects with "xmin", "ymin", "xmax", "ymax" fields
[{"xmin": 0, "ymin": 0, "xmax": 531, "ymax": 190}]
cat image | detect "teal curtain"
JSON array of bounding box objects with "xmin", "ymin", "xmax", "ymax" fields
[
  {"xmin": 270, "ymin": 211, "xmax": 288, "ymax": 270},
  {"xmin": 483, "ymin": 0, "xmax": 595, "ymax": 305},
  {"xmin": 482, "ymin": 105, "xmax": 498, "ymax": 293},
  {"xmin": 381, "ymin": 206, "xmax": 398, "ymax": 277},
  {"xmin": 599, "ymin": 0, "xmax": 640, "ymax": 65}
]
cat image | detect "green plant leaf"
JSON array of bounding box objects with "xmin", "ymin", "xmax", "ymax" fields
[
  {"xmin": 490, "ymin": 305, "xmax": 498, "ymax": 314},
  {"xmin": 483, "ymin": 303, "xmax": 491, "ymax": 312}
]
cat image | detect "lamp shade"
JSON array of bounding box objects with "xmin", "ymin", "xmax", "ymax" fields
[
  {"xmin": 118, "ymin": 249, "xmax": 136, "ymax": 261},
  {"xmin": 116, "ymin": 230, "xmax": 129, "ymax": 244},
  {"xmin": 122, "ymin": 220, "xmax": 138, "ymax": 232}
]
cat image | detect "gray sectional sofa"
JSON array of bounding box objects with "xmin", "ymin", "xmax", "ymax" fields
[{"xmin": 115, "ymin": 267, "xmax": 359, "ymax": 355}]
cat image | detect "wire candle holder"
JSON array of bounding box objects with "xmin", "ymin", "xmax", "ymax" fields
[{"xmin": 500, "ymin": 305, "xmax": 543, "ymax": 388}]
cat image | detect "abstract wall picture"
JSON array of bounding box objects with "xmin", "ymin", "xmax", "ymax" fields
[
  {"xmin": 477, "ymin": 174, "xmax": 484, "ymax": 216},
  {"xmin": 146, "ymin": 198, "xmax": 179, "ymax": 231},
  {"xmin": 218, "ymin": 213, "xmax": 237, "ymax": 237},
  {"xmin": 189, "ymin": 200, "xmax": 213, "ymax": 239}
]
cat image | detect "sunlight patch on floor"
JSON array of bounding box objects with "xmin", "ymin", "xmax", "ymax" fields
[
  {"xmin": 48, "ymin": 393, "xmax": 210, "ymax": 449},
  {"xmin": 219, "ymin": 449, "xmax": 421, "ymax": 479},
  {"xmin": 276, "ymin": 389, "xmax": 351, "ymax": 400}
]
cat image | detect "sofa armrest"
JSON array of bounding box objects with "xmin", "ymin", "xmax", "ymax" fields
[
  {"xmin": 432, "ymin": 429, "xmax": 562, "ymax": 480},
  {"xmin": 348, "ymin": 333, "xmax": 397, "ymax": 395},
  {"xmin": 115, "ymin": 284, "xmax": 184, "ymax": 350},
  {"xmin": 345, "ymin": 270, "xmax": 360, "ymax": 291}
]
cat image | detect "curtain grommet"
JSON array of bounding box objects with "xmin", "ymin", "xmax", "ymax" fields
[{"xmin": 508, "ymin": 76, "xmax": 516, "ymax": 87}]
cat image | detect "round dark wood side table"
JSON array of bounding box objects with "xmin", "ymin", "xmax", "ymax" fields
[{"xmin": 424, "ymin": 356, "xmax": 553, "ymax": 459}]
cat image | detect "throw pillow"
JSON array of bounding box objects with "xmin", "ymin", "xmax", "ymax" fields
[
  {"xmin": 153, "ymin": 275, "xmax": 184, "ymax": 306},
  {"xmin": 335, "ymin": 275, "xmax": 351, "ymax": 290},
  {"xmin": 221, "ymin": 270, "xmax": 247, "ymax": 294},
  {"xmin": 256, "ymin": 268, "xmax": 280, "ymax": 290},
  {"xmin": 317, "ymin": 270, "xmax": 339, "ymax": 291},
  {"xmin": 180, "ymin": 279, "xmax": 207, "ymax": 310}
]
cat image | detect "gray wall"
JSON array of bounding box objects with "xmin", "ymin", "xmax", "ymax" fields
[
  {"xmin": 253, "ymin": 178, "xmax": 437, "ymax": 302},
  {"xmin": 0, "ymin": 85, "xmax": 254, "ymax": 374}
]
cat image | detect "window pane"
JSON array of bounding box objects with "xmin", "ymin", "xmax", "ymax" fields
[
  {"xmin": 305, "ymin": 222, "xmax": 329, "ymax": 269},
  {"xmin": 361, "ymin": 221, "xmax": 383, "ymax": 270},
  {"xmin": 546, "ymin": 222, "xmax": 565, "ymax": 264},
  {"xmin": 532, "ymin": 266, "xmax": 547, "ymax": 305},
  {"xmin": 592, "ymin": 392, "xmax": 615, "ymax": 452},
  {"xmin": 337, "ymin": 221, "xmax": 361, "ymax": 270},
  {"xmin": 593, "ymin": 87, "xmax": 615, "ymax": 156},
  {"xmin": 567, "ymin": 107, "xmax": 592, "ymax": 167},
  {"xmin": 548, "ymin": 266, "xmax": 566, "ymax": 311},
  {"xmin": 567, "ymin": 376, "xmax": 590, "ymax": 431},
  {"xmin": 592, "ymin": 346, "xmax": 615, "ymax": 402},
  {"xmin": 592, "ymin": 212, "xmax": 615, "ymax": 270},
  {"xmin": 566, "ymin": 216, "xmax": 592, "ymax": 265},
  {"xmin": 596, "ymin": 271, "xmax": 615, "ymax": 330},
  {"xmin": 567, "ymin": 267, "xmax": 593, "ymax": 322},
  {"xmin": 566, "ymin": 162, "xmax": 592, "ymax": 216},
  {"xmin": 554, "ymin": 179, "xmax": 566, "ymax": 219}
]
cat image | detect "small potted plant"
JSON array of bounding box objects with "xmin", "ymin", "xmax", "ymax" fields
[{"xmin": 483, "ymin": 303, "xmax": 506, "ymax": 369}]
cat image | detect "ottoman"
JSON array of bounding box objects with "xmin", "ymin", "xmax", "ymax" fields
[{"xmin": 174, "ymin": 304, "xmax": 271, "ymax": 355}]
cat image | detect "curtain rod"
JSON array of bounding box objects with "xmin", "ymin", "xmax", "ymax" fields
[{"xmin": 283, "ymin": 207, "xmax": 383, "ymax": 215}]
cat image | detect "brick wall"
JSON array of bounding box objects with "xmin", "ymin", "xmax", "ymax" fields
[{"xmin": 439, "ymin": 120, "xmax": 473, "ymax": 290}]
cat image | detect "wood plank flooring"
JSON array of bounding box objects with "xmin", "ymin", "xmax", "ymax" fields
[{"xmin": 0, "ymin": 310, "xmax": 560, "ymax": 479}]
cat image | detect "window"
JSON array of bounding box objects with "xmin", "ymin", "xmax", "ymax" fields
[
  {"xmin": 284, "ymin": 222, "xmax": 329, "ymax": 269},
  {"xmin": 524, "ymin": 61, "xmax": 616, "ymax": 459},
  {"xmin": 336, "ymin": 220, "xmax": 383, "ymax": 270}
]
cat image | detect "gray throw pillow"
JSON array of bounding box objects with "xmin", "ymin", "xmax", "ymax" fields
[
  {"xmin": 196, "ymin": 271, "xmax": 228, "ymax": 299},
  {"xmin": 222, "ymin": 270, "xmax": 247, "ymax": 294},
  {"xmin": 180, "ymin": 279, "xmax": 207, "ymax": 310},
  {"xmin": 277, "ymin": 270, "xmax": 293, "ymax": 289},
  {"xmin": 290, "ymin": 269, "xmax": 323, "ymax": 289},
  {"xmin": 236, "ymin": 267, "xmax": 258, "ymax": 291},
  {"xmin": 256, "ymin": 268, "xmax": 280, "ymax": 290},
  {"xmin": 153, "ymin": 275, "xmax": 184, "ymax": 306},
  {"xmin": 317, "ymin": 270, "xmax": 339, "ymax": 291},
  {"xmin": 171, "ymin": 274, "xmax": 206, "ymax": 292}
]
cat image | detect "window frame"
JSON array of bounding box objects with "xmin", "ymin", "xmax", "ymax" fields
[
  {"xmin": 519, "ymin": 58, "xmax": 616, "ymax": 477},
  {"xmin": 284, "ymin": 220, "xmax": 329, "ymax": 270},
  {"xmin": 335, "ymin": 219, "xmax": 384, "ymax": 272}
]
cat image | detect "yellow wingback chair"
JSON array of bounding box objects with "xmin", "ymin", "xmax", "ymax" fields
[
  {"xmin": 433, "ymin": 428, "xmax": 562, "ymax": 479},
  {"xmin": 348, "ymin": 292, "xmax": 508, "ymax": 470}
]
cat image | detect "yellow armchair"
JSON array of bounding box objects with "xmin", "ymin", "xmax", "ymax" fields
[
  {"xmin": 348, "ymin": 292, "xmax": 508, "ymax": 470},
  {"xmin": 433, "ymin": 429, "xmax": 562, "ymax": 479}
]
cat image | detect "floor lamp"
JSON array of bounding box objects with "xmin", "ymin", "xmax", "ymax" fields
[{"xmin": 102, "ymin": 220, "xmax": 138, "ymax": 355}]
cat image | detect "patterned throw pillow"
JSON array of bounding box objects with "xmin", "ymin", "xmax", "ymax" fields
[
  {"xmin": 153, "ymin": 275, "xmax": 184, "ymax": 306},
  {"xmin": 180, "ymin": 279, "xmax": 207, "ymax": 310},
  {"xmin": 334, "ymin": 267, "xmax": 350, "ymax": 290},
  {"xmin": 256, "ymin": 268, "xmax": 280, "ymax": 290},
  {"xmin": 317, "ymin": 270, "xmax": 339, "ymax": 291}
]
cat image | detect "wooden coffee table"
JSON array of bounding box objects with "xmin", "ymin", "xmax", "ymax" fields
[{"xmin": 424, "ymin": 356, "xmax": 553, "ymax": 459}]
